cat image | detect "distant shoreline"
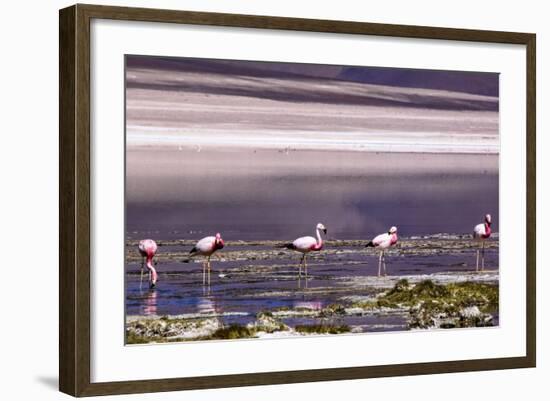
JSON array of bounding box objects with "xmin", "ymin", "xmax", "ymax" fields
[
  {"xmin": 125, "ymin": 60, "xmax": 499, "ymax": 155},
  {"xmin": 126, "ymin": 126, "xmax": 499, "ymax": 155},
  {"xmin": 127, "ymin": 140, "xmax": 499, "ymax": 156}
]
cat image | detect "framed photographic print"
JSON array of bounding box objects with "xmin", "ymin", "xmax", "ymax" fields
[{"xmin": 59, "ymin": 4, "xmax": 536, "ymax": 397}]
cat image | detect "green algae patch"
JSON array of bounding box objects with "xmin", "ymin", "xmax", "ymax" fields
[
  {"xmin": 295, "ymin": 324, "xmax": 351, "ymax": 334},
  {"xmin": 348, "ymin": 279, "xmax": 498, "ymax": 330},
  {"xmin": 126, "ymin": 331, "xmax": 164, "ymax": 345},
  {"xmin": 349, "ymin": 300, "xmax": 380, "ymax": 310},
  {"xmin": 248, "ymin": 312, "xmax": 290, "ymax": 333},
  {"xmin": 410, "ymin": 281, "xmax": 498, "ymax": 329},
  {"xmin": 375, "ymin": 279, "xmax": 498, "ymax": 329},
  {"xmin": 126, "ymin": 311, "xmax": 294, "ymax": 343},
  {"xmin": 383, "ymin": 279, "xmax": 449, "ymax": 305},
  {"xmin": 446, "ymin": 282, "xmax": 499, "ymax": 311},
  {"xmin": 126, "ymin": 316, "xmax": 222, "ymax": 343},
  {"xmin": 204, "ymin": 313, "xmax": 290, "ymax": 340},
  {"xmin": 273, "ymin": 306, "xmax": 318, "ymax": 313},
  {"xmin": 209, "ymin": 324, "xmax": 257, "ymax": 340},
  {"xmin": 378, "ymin": 279, "xmax": 498, "ymax": 309},
  {"xmin": 319, "ymin": 303, "xmax": 347, "ymax": 317}
]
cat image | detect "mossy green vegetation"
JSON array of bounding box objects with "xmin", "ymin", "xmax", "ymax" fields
[
  {"xmin": 377, "ymin": 279, "xmax": 498, "ymax": 329},
  {"xmin": 352, "ymin": 279, "xmax": 498, "ymax": 310},
  {"xmin": 126, "ymin": 315, "xmax": 222, "ymax": 344},
  {"xmin": 295, "ymin": 324, "xmax": 351, "ymax": 334},
  {"xmin": 251, "ymin": 312, "xmax": 290, "ymax": 333},
  {"xmin": 209, "ymin": 324, "xmax": 257, "ymax": 340},
  {"xmin": 385, "ymin": 279, "xmax": 449, "ymax": 303},
  {"xmin": 126, "ymin": 331, "xmax": 161, "ymax": 344},
  {"xmin": 348, "ymin": 279, "xmax": 498, "ymax": 329},
  {"xmin": 126, "ymin": 311, "xmax": 293, "ymax": 343},
  {"xmin": 446, "ymin": 281, "xmax": 499, "ymax": 311},
  {"xmin": 273, "ymin": 306, "xmax": 317, "ymax": 313},
  {"xmin": 319, "ymin": 303, "xmax": 347, "ymax": 317}
]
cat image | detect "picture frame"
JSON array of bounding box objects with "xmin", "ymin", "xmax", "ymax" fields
[{"xmin": 59, "ymin": 3, "xmax": 536, "ymax": 397}]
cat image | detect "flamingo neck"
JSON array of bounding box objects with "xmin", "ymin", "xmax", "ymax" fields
[
  {"xmin": 313, "ymin": 228, "xmax": 324, "ymax": 250},
  {"xmin": 146, "ymin": 257, "xmax": 157, "ymax": 283},
  {"xmin": 484, "ymin": 223, "xmax": 492, "ymax": 237}
]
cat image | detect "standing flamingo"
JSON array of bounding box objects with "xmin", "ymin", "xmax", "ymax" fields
[
  {"xmin": 280, "ymin": 223, "xmax": 327, "ymax": 281},
  {"xmin": 189, "ymin": 233, "xmax": 224, "ymax": 285},
  {"xmin": 138, "ymin": 239, "xmax": 158, "ymax": 289},
  {"xmin": 365, "ymin": 226, "xmax": 398, "ymax": 277},
  {"xmin": 473, "ymin": 214, "xmax": 492, "ymax": 272}
]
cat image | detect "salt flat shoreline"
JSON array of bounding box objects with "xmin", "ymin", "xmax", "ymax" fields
[{"xmin": 125, "ymin": 237, "xmax": 499, "ymax": 264}]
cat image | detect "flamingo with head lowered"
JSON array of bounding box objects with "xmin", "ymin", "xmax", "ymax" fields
[
  {"xmin": 189, "ymin": 233, "xmax": 225, "ymax": 285},
  {"xmin": 138, "ymin": 239, "xmax": 158, "ymax": 289},
  {"xmin": 280, "ymin": 223, "xmax": 327, "ymax": 281},
  {"xmin": 473, "ymin": 214, "xmax": 492, "ymax": 272},
  {"xmin": 365, "ymin": 226, "xmax": 398, "ymax": 277}
]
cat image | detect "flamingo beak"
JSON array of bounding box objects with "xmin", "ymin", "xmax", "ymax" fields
[{"xmin": 323, "ymin": 228, "xmax": 327, "ymax": 234}]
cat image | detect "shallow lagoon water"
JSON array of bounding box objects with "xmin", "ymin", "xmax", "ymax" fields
[
  {"xmin": 125, "ymin": 149, "xmax": 499, "ymax": 335},
  {"xmin": 126, "ymin": 149, "xmax": 499, "ymax": 240},
  {"xmin": 125, "ymin": 238, "xmax": 499, "ymax": 332}
]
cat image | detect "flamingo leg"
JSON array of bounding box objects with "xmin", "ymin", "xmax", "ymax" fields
[
  {"xmin": 481, "ymin": 241, "xmax": 485, "ymax": 271},
  {"xmin": 304, "ymin": 255, "xmax": 309, "ymax": 289},
  {"xmin": 202, "ymin": 263, "xmax": 207, "ymax": 294},
  {"xmin": 382, "ymin": 251, "xmax": 387, "ymax": 276},
  {"xmin": 207, "ymin": 256, "xmax": 211, "ymax": 286},
  {"xmin": 378, "ymin": 251, "xmax": 382, "ymax": 277},
  {"xmin": 476, "ymin": 249, "xmax": 480, "ymax": 272},
  {"xmin": 140, "ymin": 258, "xmax": 144, "ymax": 291}
]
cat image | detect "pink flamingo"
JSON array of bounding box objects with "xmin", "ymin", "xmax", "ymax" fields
[
  {"xmin": 189, "ymin": 233, "xmax": 225, "ymax": 285},
  {"xmin": 365, "ymin": 226, "xmax": 398, "ymax": 277},
  {"xmin": 138, "ymin": 239, "xmax": 158, "ymax": 289},
  {"xmin": 280, "ymin": 223, "xmax": 327, "ymax": 280},
  {"xmin": 473, "ymin": 214, "xmax": 492, "ymax": 272}
]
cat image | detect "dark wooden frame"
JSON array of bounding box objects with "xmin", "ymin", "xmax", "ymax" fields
[{"xmin": 59, "ymin": 3, "xmax": 536, "ymax": 397}]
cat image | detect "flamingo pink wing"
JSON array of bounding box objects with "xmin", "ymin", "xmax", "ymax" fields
[
  {"xmin": 372, "ymin": 233, "xmax": 389, "ymax": 246},
  {"xmin": 473, "ymin": 223, "xmax": 486, "ymax": 239},
  {"xmin": 293, "ymin": 236, "xmax": 317, "ymax": 252},
  {"xmin": 196, "ymin": 236, "xmax": 216, "ymax": 254}
]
